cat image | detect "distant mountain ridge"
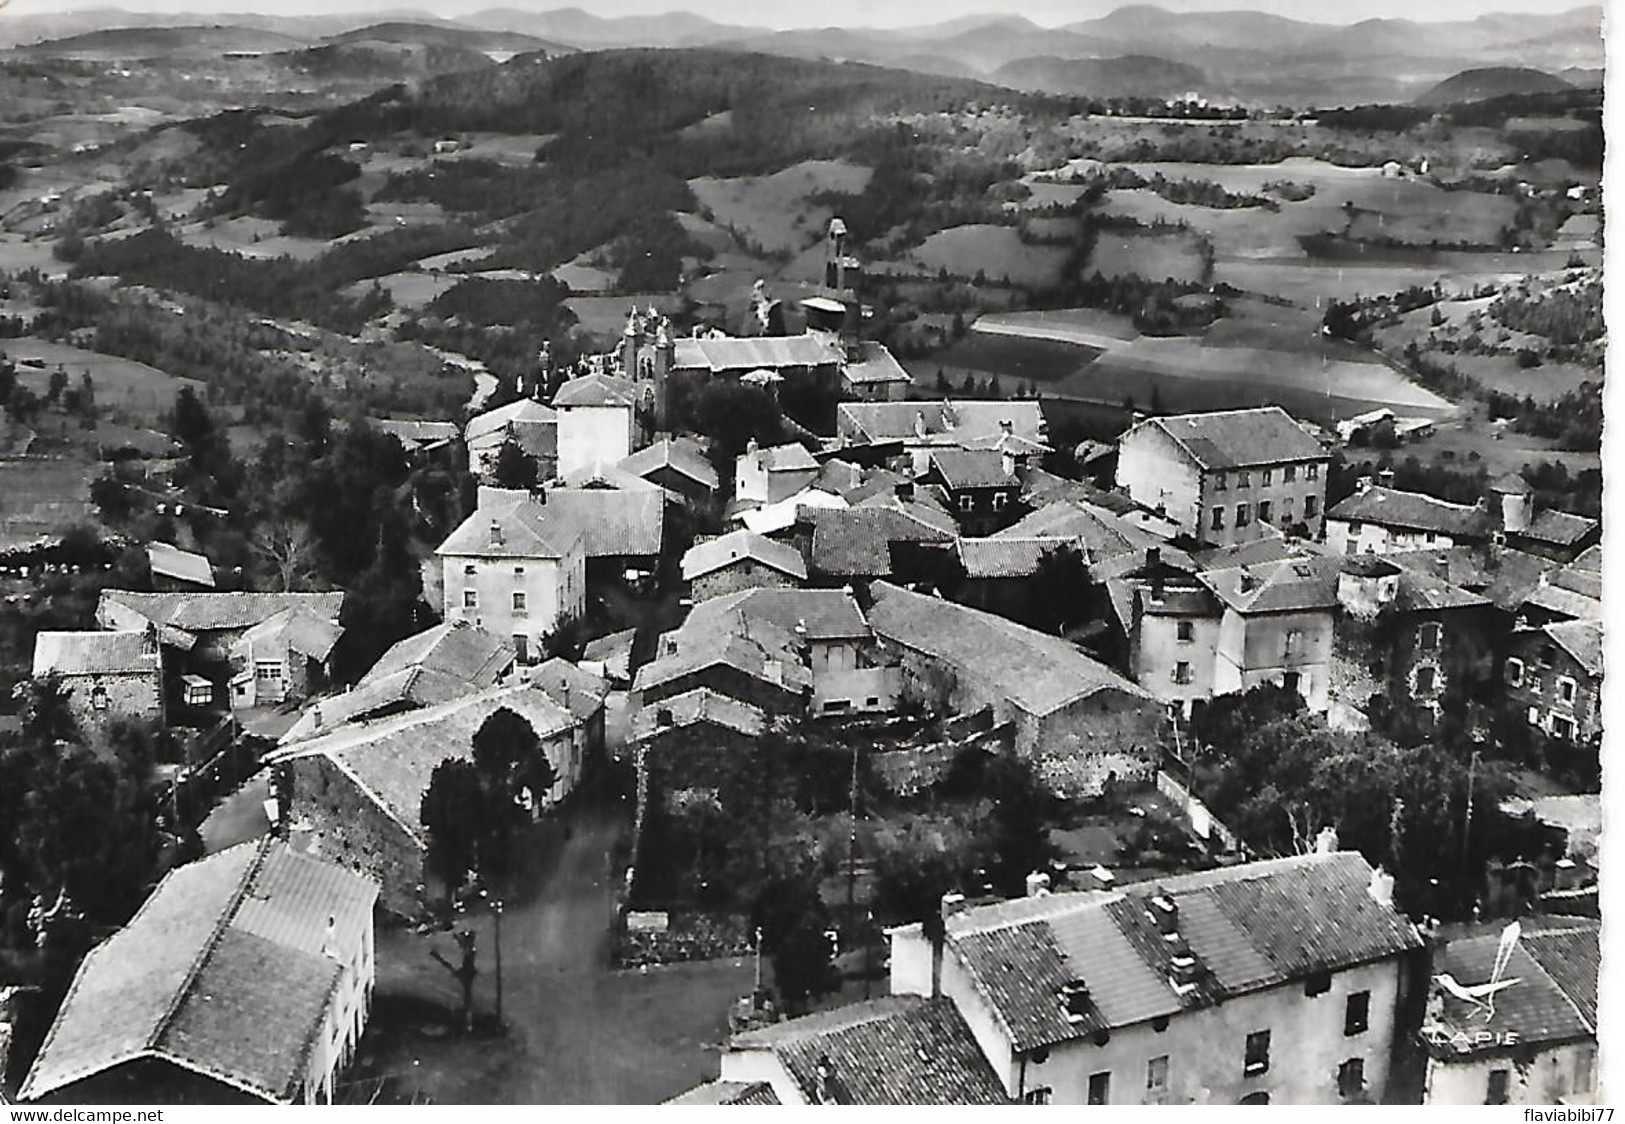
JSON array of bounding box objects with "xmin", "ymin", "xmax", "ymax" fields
[{"xmin": 1, "ymin": 3, "xmax": 1603, "ymax": 108}]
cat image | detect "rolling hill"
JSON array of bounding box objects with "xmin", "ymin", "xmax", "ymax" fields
[
  {"xmin": 15, "ymin": 23, "xmax": 314, "ymax": 57},
  {"xmin": 326, "ymin": 21, "xmax": 571, "ymax": 55},
  {"xmin": 1416, "ymin": 66, "xmax": 1573, "ymax": 106},
  {"xmin": 993, "ymin": 54, "xmax": 1207, "ymax": 99}
]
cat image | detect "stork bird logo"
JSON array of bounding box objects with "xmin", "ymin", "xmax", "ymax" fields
[{"xmin": 1435, "ymin": 921, "xmax": 1522, "ymax": 1021}]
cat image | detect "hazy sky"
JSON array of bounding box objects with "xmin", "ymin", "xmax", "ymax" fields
[{"xmin": 1, "ymin": 0, "xmax": 1604, "ymax": 29}]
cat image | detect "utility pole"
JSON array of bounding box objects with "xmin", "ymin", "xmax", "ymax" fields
[{"xmin": 1461, "ymin": 749, "xmax": 1480, "ymax": 874}]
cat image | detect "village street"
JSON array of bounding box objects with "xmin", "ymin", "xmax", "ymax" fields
[{"xmin": 353, "ymin": 790, "xmax": 754, "ymax": 1105}]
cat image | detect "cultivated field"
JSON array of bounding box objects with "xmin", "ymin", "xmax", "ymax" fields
[
  {"xmin": 0, "ymin": 457, "xmax": 100, "ymax": 551},
  {"xmin": 1090, "ymin": 229, "xmax": 1207, "ymax": 283},
  {"xmin": 172, "ymin": 215, "xmax": 331, "ymax": 261},
  {"xmin": 2, "ymin": 337, "xmax": 203, "ymax": 420},
  {"xmin": 566, "ymin": 293, "xmax": 685, "ymax": 336},
  {"xmin": 973, "ymin": 307, "xmax": 1140, "ymax": 350},
  {"xmin": 688, "ymin": 160, "xmax": 872, "ymax": 255},
  {"xmin": 907, "ymin": 332, "xmax": 1099, "ymax": 389},
  {"xmin": 343, "ymin": 270, "xmax": 459, "ymax": 308}
]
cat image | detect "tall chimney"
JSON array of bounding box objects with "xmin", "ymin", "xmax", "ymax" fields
[
  {"xmin": 1367, "ymin": 865, "xmax": 1396, "ymax": 908},
  {"xmin": 814, "ymin": 1055, "xmax": 837, "ymax": 1104},
  {"xmin": 1378, "ymin": 469, "xmax": 1396, "ymax": 489}
]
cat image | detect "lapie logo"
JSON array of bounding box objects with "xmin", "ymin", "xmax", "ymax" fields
[{"xmin": 1422, "ymin": 1027, "xmax": 1521, "ymax": 1049}]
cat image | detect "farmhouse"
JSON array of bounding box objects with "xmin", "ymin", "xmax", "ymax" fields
[
  {"xmin": 32, "ymin": 629, "xmax": 164, "ymax": 732},
  {"xmin": 226, "ymin": 606, "xmax": 343, "ymax": 710},
  {"xmin": 1492, "ymin": 475, "xmax": 1599, "ymax": 563},
  {"xmin": 735, "ymin": 440, "xmax": 819, "ymax": 506},
  {"xmin": 681, "ymin": 528, "xmax": 808, "ymax": 601},
  {"xmin": 835, "ymin": 400, "xmax": 1047, "ymax": 476},
  {"xmin": 1502, "ymin": 618, "xmax": 1602, "ymax": 748},
  {"xmin": 437, "ymin": 494, "xmax": 585, "ymax": 660},
  {"xmin": 922, "ymin": 449, "xmax": 1022, "ymax": 536},
  {"xmin": 96, "ymin": 591, "xmax": 346, "ymax": 664},
  {"xmin": 281, "ymin": 620, "xmax": 516, "ymax": 743},
  {"xmin": 1193, "ymin": 549, "xmax": 1340, "ymax": 712},
  {"xmin": 1326, "ymin": 477, "xmax": 1494, "ymax": 556},
  {"xmin": 19, "ymin": 838, "xmax": 378, "ymax": 1106},
  {"xmin": 269, "ymin": 684, "xmax": 588, "ymax": 914},
  {"xmin": 617, "ymin": 436, "xmax": 719, "ymax": 507},
  {"xmin": 802, "ymin": 493, "xmax": 957, "ymax": 583},
  {"xmin": 866, "ymin": 581, "xmax": 1162, "ymax": 796},
  {"xmin": 1114, "ymin": 407, "xmax": 1328, "ymax": 548},
  {"xmin": 553, "ymin": 371, "xmax": 638, "ymax": 480},
  {"xmin": 464, "ymin": 397, "xmax": 557, "ymax": 481},
  {"xmin": 887, "ymin": 851, "xmax": 1425, "ymax": 1106}
]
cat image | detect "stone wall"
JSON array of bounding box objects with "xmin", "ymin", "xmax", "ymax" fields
[{"xmin": 287, "ymin": 755, "xmax": 426, "ymax": 917}]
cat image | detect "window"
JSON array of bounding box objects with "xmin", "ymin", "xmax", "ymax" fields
[
  {"xmin": 1283, "ymin": 670, "xmax": 1301, "ymax": 694},
  {"xmin": 1527, "ymin": 705, "xmax": 1542, "ymax": 726},
  {"xmin": 1505, "ymin": 658, "xmax": 1525, "ymax": 687},
  {"xmin": 1236, "ymin": 503, "xmax": 1250, "ymax": 527},
  {"xmin": 1261, "ymin": 467, "xmax": 1273, "ymax": 486},
  {"xmin": 1284, "ymin": 630, "xmax": 1304, "ymax": 658},
  {"xmin": 1173, "ymin": 662, "xmax": 1192, "ymax": 685},
  {"xmin": 463, "ymin": 589, "xmax": 478, "ymax": 609},
  {"xmin": 1257, "ymin": 500, "xmax": 1273, "ymax": 524},
  {"xmin": 1345, "ymin": 991, "xmax": 1370, "ymax": 1036},
  {"xmin": 1338, "ymin": 1058, "xmax": 1366, "ymax": 1100},
  {"xmin": 1304, "ymin": 495, "xmax": 1319, "ymax": 518},
  {"xmin": 1020, "ymin": 1088, "xmax": 1052, "ymax": 1105},
  {"xmin": 1145, "ymin": 1056, "xmax": 1169, "ymax": 1104},
  {"xmin": 464, "ymin": 564, "xmax": 476, "ymax": 576},
  {"xmin": 1415, "ymin": 666, "xmax": 1436, "ymax": 694},
  {"xmin": 1177, "ymin": 620, "xmax": 1194, "ymax": 642},
  {"xmin": 992, "ymin": 493, "xmax": 1009, "ymax": 511},
  {"xmin": 958, "ymin": 495, "xmax": 974, "ymax": 512},
  {"xmin": 90, "ymin": 683, "xmax": 109, "ymax": 711},
  {"xmin": 513, "ymin": 634, "xmax": 528, "ymax": 663},
  {"xmin": 1349, "ymin": 520, "xmax": 1364, "ymax": 534},
  {"xmin": 1244, "ymin": 1030, "xmax": 1271, "ymax": 1077},
  {"xmin": 1305, "ymin": 971, "xmax": 1332, "ymax": 997},
  {"xmin": 1558, "ymin": 676, "xmax": 1577, "ymax": 704},
  {"xmin": 1211, "ymin": 506, "xmax": 1226, "ymax": 531},
  {"xmin": 1486, "ymin": 1069, "xmax": 1510, "ymax": 1105},
  {"xmin": 1284, "ymin": 464, "xmax": 1297, "ymax": 482},
  {"xmin": 1087, "ymin": 1071, "xmax": 1111, "ymax": 1106},
  {"xmin": 1214, "ymin": 472, "xmax": 1228, "ymax": 492},
  {"xmin": 1418, "ymin": 622, "xmax": 1442, "ymax": 651},
  {"xmin": 1239, "ymin": 1092, "xmax": 1271, "ymax": 1105},
  {"xmin": 1307, "ymin": 463, "xmax": 1320, "ymax": 480},
  {"xmin": 514, "ymin": 566, "xmax": 525, "ymax": 576},
  {"xmin": 1527, "ymin": 672, "xmax": 1543, "ymax": 695},
  {"xmin": 1236, "ymin": 470, "xmax": 1250, "ymax": 487},
  {"xmin": 1552, "ymin": 715, "xmax": 1576, "ymax": 741}
]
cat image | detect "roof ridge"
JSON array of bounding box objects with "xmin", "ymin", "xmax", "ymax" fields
[{"xmin": 147, "ymin": 837, "xmax": 273, "ymax": 1054}]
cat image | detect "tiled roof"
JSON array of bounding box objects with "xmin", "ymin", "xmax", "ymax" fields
[
  {"xmin": 841, "ymin": 341, "xmax": 912, "ymax": 386},
  {"xmin": 436, "ymin": 495, "xmax": 581, "ymax": 560},
  {"xmin": 283, "ymin": 622, "xmax": 515, "ymax": 743},
  {"xmin": 837, "ymin": 400, "xmax": 1045, "ymax": 448},
  {"xmin": 371, "ymin": 419, "xmax": 459, "ymax": 447},
  {"xmin": 1191, "ymin": 531, "xmax": 1301, "ymax": 572},
  {"xmin": 729, "ymin": 996, "xmax": 1010, "ymax": 1105},
  {"xmin": 745, "ymin": 442, "xmax": 818, "ymax": 473},
  {"xmin": 618, "ymin": 437, "xmax": 718, "ymax": 491},
  {"xmin": 1391, "ymin": 568, "xmax": 1491, "ymax": 614},
  {"xmin": 1519, "ymin": 508, "xmax": 1599, "ymax": 548},
  {"xmin": 526, "ymin": 657, "xmax": 608, "ymax": 721},
  {"xmin": 1328, "ymin": 486, "xmax": 1492, "ymax": 538},
  {"xmin": 551, "ymin": 372, "xmax": 636, "ymax": 408},
  {"xmin": 939, "ymin": 852, "xmax": 1421, "ymax": 1053},
  {"xmin": 632, "ymin": 632, "xmax": 813, "ymax": 702},
  {"xmin": 581, "ymin": 627, "xmax": 636, "ymax": 663},
  {"xmin": 232, "ymin": 606, "xmax": 344, "ymax": 664},
  {"xmin": 664, "ymin": 1080, "xmax": 780, "ymax": 1105},
  {"xmin": 1022, "ymin": 468, "xmax": 1139, "ymax": 514},
  {"xmin": 464, "ymin": 398, "xmax": 555, "ymax": 445},
  {"xmin": 33, "ymin": 630, "xmax": 158, "ymax": 677},
  {"xmin": 147, "ymin": 542, "xmax": 215, "ymax": 588},
  {"xmin": 957, "ymin": 536, "xmax": 1074, "ymax": 580},
  {"xmin": 1427, "ymin": 921, "xmax": 1598, "ymax": 1056},
  {"xmin": 686, "ymin": 587, "xmax": 871, "ymax": 643},
  {"xmin": 1522, "ymin": 579, "xmax": 1601, "ymax": 623},
  {"xmin": 997, "ymin": 499, "xmax": 1193, "ymax": 578},
  {"xmin": 737, "ymin": 487, "xmax": 848, "ymax": 536},
  {"xmin": 673, "ymin": 332, "xmax": 841, "ymax": 373},
  {"xmin": 1198, "ymin": 552, "xmax": 1339, "ymax": 615},
  {"xmin": 630, "ymin": 687, "xmax": 766, "ymax": 741},
  {"xmin": 98, "ymin": 591, "xmax": 345, "ymax": 636},
  {"xmin": 1134, "ymin": 407, "xmax": 1326, "ymax": 470},
  {"xmin": 1543, "ymin": 618, "xmax": 1602, "ymax": 676},
  {"xmin": 929, "ymin": 449, "xmax": 1015, "ymax": 490},
  {"xmin": 806, "ymin": 503, "xmax": 956, "ymax": 577},
  {"xmin": 1384, "ymin": 545, "xmax": 1554, "ymax": 613},
  {"xmin": 683, "ymin": 529, "xmax": 808, "ymax": 583},
  {"xmin": 868, "ymin": 581, "xmax": 1149, "ymax": 717},
  {"xmin": 268, "ymin": 685, "xmax": 580, "ymax": 844},
  {"xmin": 545, "ymin": 477, "xmax": 664, "ymax": 557},
  {"xmin": 20, "ymin": 839, "xmax": 377, "ymax": 1104}
]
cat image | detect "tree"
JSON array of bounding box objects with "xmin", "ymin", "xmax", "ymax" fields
[
  {"xmin": 46, "ymin": 366, "xmax": 67, "ymax": 407},
  {"xmin": 490, "ymin": 439, "xmax": 538, "ymax": 490},
  {"xmin": 250, "ymin": 519, "xmax": 318, "ymax": 592},
  {"xmin": 18, "ymin": 675, "xmax": 79, "ymax": 746},
  {"xmin": 772, "ymin": 915, "xmax": 839, "ymax": 1016},
  {"xmin": 1030, "ymin": 544, "xmax": 1090, "ymax": 633},
  {"xmin": 420, "ymin": 758, "xmax": 485, "ymax": 906},
  {"xmin": 470, "ymin": 707, "xmax": 555, "ymax": 878}
]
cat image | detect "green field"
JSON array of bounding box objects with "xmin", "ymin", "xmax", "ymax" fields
[
  {"xmin": 0, "ymin": 457, "xmax": 100, "ymax": 550},
  {"xmin": 908, "ymin": 332, "xmax": 1099, "ymax": 388},
  {"xmin": 566, "ymin": 293, "xmax": 686, "ymax": 336},
  {"xmin": 973, "ymin": 307, "xmax": 1140, "ymax": 349},
  {"xmin": 3, "ymin": 338, "xmax": 203, "ymax": 422},
  {"xmin": 689, "ymin": 160, "xmax": 872, "ymax": 255},
  {"xmin": 1090, "ymin": 229, "xmax": 1206, "ymax": 283},
  {"xmin": 905, "ymin": 224, "xmax": 1070, "ymax": 289},
  {"xmin": 344, "ymin": 270, "xmax": 459, "ymax": 309}
]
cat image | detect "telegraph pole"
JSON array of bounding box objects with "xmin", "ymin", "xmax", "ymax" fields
[{"xmin": 1461, "ymin": 749, "xmax": 1480, "ymax": 874}]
